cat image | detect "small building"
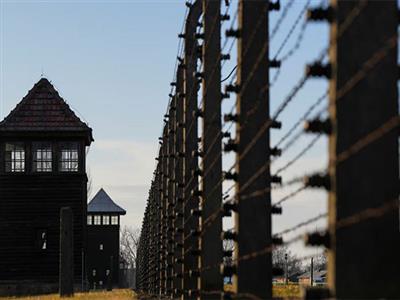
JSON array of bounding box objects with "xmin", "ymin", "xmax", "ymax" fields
[
  {"xmin": 86, "ymin": 188, "xmax": 126, "ymax": 289},
  {"xmin": 273, "ymin": 272, "xmax": 301, "ymax": 285},
  {"xmin": 298, "ymin": 270, "xmax": 327, "ymax": 286},
  {"xmin": 119, "ymin": 256, "xmax": 136, "ymax": 289},
  {"xmin": 0, "ymin": 78, "xmax": 93, "ymax": 295},
  {"xmin": 272, "ymin": 276, "xmax": 286, "ymax": 285}
]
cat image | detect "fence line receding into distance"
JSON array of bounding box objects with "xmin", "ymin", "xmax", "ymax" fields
[{"xmin": 136, "ymin": 1, "xmax": 400, "ymax": 299}]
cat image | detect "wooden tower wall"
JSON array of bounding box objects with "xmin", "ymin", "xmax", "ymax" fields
[
  {"xmin": 0, "ymin": 139, "xmax": 88, "ymax": 284},
  {"xmin": 86, "ymin": 223, "xmax": 120, "ymax": 287}
]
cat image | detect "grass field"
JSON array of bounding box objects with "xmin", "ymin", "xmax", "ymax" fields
[
  {"xmin": 0, "ymin": 285, "xmax": 303, "ymax": 299},
  {"xmin": 225, "ymin": 283, "xmax": 302, "ymax": 298},
  {"xmin": 0, "ymin": 289, "xmax": 135, "ymax": 300},
  {"xmin": 273, "ymin": 284, "xmax": 301, "ymax": 298}
]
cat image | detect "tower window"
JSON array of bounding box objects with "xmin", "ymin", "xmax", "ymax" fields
[
  {"xmin": 59, "ymin": 142, "xmax": 79, "ymax": 172},
  {"xmin": 87, "ymin": 215, "xmax": 92, "ymax": 225},
  {"xmin": 36, "ymin": 229, "xmax": 47, "ymax": 251},
  {"xmin": 102, "ymin": 215, "xmax": 110, "ymax": 225},
  {"xmin": 111, "ymin": 216, "xmax": 118, "ymax": 225},
  {"xmin": 5, "ymin": 143, "xmax": 25, "ymax": 172},
  {"xmin": 33, "ymin": 142, "xmax": 52, "ymax": 172},
  {"xmin": 93, "ymin": 215, "xmax": 101, "ymax": 225}
]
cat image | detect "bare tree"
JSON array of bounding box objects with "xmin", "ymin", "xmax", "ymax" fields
[
  {"xmin": 313, "ymin": 251, "xmax": 327, "ymax": 271},
  {"xmin": 223, "ymin": 239, "xmax": 234, "ymax": 265},
  {"xmin": 87, "ymin": 168, "xmax": 93, "ymax": 199},
  {"xmin": 223, "ymin": 239, "xmax": 234, "ymax": 284},
  {"xmin": 120, "ymin": 226, "xmax": 140, "ymax": 268},
  {"xmin": 272, "ymin": 246, "xmax": 303, "ymax": 276}
]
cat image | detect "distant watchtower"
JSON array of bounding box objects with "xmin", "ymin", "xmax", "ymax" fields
[
  {"xmin": 87, "ymin": 188, "xmax": 126, "ymax": 289},
  {"xmin": 0, "ymin": 78, "xmax": 93, "ymax": 293}
]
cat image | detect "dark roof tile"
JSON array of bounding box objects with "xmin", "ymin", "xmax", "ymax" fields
[
  {"xmin": 88, "ymin": 188, "xmax": 126, "ymax": 215},
  {"xmin": 0, "ymin": 78, "xmax": 93, "ymax": 142}
]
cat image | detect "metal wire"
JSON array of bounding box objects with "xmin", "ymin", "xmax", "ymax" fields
[
  {"xmin": 270, "ymin": 0, "xmax": 296, "ymax": 41},
  {"xmin": 273, "ymin": 0, "xmax": 310, "ymax": 59},
  {"xmin": 274, "ymin": 134, "xmax": 322, "ymax": 175},
  {"xmin": 272, "ymin": 185, "xmax": 307, "ymax": 206},
  {"xmin": 274, "ymin": 91, "xmax": 328, "ymax": 148},
  {"xmin": 233, "ymin": 30, "xmax": 398, "ymax": 203},
  {"xmin": 199, "ymin": 196, "xmax": 399, "ymax": 278},
  {"xmin": 336, "ymin": 115, "xmax": 399, "ymax": 165},
  {"xmin": 184, "ymin": 2, "xmax": 237, "ymax": 140},
  {"xmin": 275, "ymin": 212, "xmax": 327, "ymax": 237},
  {"xmin": 137, "ymin": 0, "xmax": 397, "ymax": 295}
]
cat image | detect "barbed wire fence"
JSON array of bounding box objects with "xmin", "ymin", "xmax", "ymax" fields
[{"xmin": 136, "ymin": 0, "xmax": 400, "ymax": 299}]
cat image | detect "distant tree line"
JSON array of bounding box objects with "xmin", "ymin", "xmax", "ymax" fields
[
  {"xmin": 222, "ymin": 239, "xmax": 326, "ymax": 277},
  {"xmin": 120, "ymin": 226, "xmax": 140, "ymax": 269},
  {"xmin": 273, "ymin": 246, "xmax": 327, "ymax": 277}
]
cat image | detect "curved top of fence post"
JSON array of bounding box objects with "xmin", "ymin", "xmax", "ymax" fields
[
  {"xmin": 186, "ymin": 0, "xmax": 202, "ymax": 29},
  {"xmin": 184, "ymin": 0, "xmax": 202, "ymax": 55}
]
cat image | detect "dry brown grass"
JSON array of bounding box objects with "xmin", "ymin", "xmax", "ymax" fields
[
  {"xmin": 273, "ymin": 284, "xmax": 301, "ymax": 298},
  {"xmin": 224, "ymin": 284, "xmax": 234, "ymax": 292},
  {"xmin": 0, "ymin": 285, "xmax": 305, "ymax": 299},
  {"xmin": 0, "ymin": 289, "xmax": 135, "ymax": 300},
  {"xmin": 224, "ymin": 283, "xmax": 302, "ymax": 298}
]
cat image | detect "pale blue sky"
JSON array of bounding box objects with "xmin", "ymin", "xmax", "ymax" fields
[
  {"xmin": 1, "ymin": 0, "xmax": 331, "ymax": 256},
  {"xmin": 0, "ymin": 0, "xmax": 185, "ymax": 140}
]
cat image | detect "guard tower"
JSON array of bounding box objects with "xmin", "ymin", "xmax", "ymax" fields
[
  {"xmin": 87, "ymin": 188, "xmax": 126, "ymax": 289},
  {"xmin": 0, "ymin": 78, "xmax": 93, "ymax": 294}
]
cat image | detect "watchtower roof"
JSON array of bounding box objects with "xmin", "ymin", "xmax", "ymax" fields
[
  {"xmin": 88, "ymin": 188, "xmax": 126, "ymax": 215},
  {"xmin": 0, "ymin": 78, "xmax": 93, "ymax": 144}
]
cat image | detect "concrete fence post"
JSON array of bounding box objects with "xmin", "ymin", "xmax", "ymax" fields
[
  {"xmin": 327, "ymin": 1, "xmax": 400, "ymax": 298},
  {"xmin": 59, "ymin": 207, "xmax": 74, "ymax": 297},
  {"xmin": 234, "ymin": 1, "xmax": 272, "ymax": 298}
]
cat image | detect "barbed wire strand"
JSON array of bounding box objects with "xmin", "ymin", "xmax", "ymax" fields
[
  {"xmin": 196, "ymin": 196, "xmax": 399, "ymax": 286},
  {"xmin": 235, "ymin": 0, "xmax": 368, "ymax": 154},
  {"xmin": 235, "ymin": 31, "xmax": 397, "ymax": 201}
]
